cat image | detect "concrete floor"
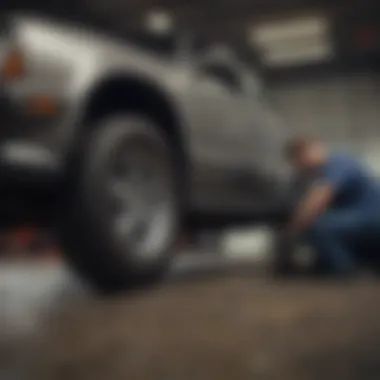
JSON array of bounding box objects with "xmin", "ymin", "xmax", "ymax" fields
[
  {"xmin": 0, "ymin": 252, "xmax": 267, "ymax": 337},
  {"xmin": 1, "ymin": 255, "xmax": 380, "ymax": 380},
  {"xmin": 0, "ymin": 252, "xmax": 266, "ymax": 380}
]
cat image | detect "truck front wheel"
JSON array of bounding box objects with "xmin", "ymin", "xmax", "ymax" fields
[{"xmin": 58, "ymin": 115, "xmax": 181, "ymax": 293}]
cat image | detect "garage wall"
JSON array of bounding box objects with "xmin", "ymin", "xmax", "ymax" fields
[
  {"xmin": 225, "ymin": 72, "xmax": 380, "ymax": 257},
  {"xmin": 268, "ymin": 72, "xmax": 380, "ymax": 174}
]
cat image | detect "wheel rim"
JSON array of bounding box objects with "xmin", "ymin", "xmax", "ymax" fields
[{"xmin": 107, "ymin": 139, "xmax": 176, "ymax": 264}]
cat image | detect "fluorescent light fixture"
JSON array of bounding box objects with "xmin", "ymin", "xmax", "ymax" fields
[
  {"xmin": 249, "ymin": 15, "xmax": 329, "ymax": 46},
  {"xmin": 257, "ymin": 33, "xmax": 330, "ymax": 51},
  {"xmin": 248, "ymin": 14, "xmax": 333, "ymax": 66},
  {"xmin": 261, "ymin": 43, "xmax": 333, "ymax": 66}
]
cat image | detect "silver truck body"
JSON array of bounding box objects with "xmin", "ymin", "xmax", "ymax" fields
[{"xmin": 1, "ymin": 14, "xmax": 292, "ymax": 221}]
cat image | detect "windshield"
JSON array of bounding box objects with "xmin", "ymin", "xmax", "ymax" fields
[
  {"xmin": 123, "ymin": 31, "xmax": 178, "ymax": 57},
  {"xmin": 123, "ymin": 30, "xmax": 217, "ymax": 61},
  {"xmin": 120, "ymin": 31, "xmax": 210, "ymax": 59},
  {"xmin": 198, "ymin": 45, "xmax": 265, "ymax": 98}
]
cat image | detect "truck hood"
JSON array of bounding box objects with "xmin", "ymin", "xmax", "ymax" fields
[{"xmin": 9, "ymin": 13, "xmax": 184, "ymax": 85}]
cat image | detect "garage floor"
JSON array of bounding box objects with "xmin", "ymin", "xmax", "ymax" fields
[{"xmin": 1, "ymin": 258, "xmax": 380, "ymax": 380}]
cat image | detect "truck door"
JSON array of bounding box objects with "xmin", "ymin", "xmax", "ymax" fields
[{"xmin": 186, "ymin": 56, "xmax": 252, "ymax": 212}]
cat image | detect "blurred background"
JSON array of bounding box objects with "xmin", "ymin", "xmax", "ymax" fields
[{"xmin": 1, "ymin": 1, "xmax": 380, "ymax": 380}]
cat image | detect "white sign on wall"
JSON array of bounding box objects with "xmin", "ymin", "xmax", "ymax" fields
[{"xmin": 248, "ymin": 14, "xmax": 333, "ymax": 67}]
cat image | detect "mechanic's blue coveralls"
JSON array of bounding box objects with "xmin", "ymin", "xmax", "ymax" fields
[{"xmin": 305, "ymin": 151, "xmax": 380, "ymax": 273}]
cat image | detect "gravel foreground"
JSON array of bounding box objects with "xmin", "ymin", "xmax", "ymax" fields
[{"xmin": 17, "ymin": 275, "xmax": 380, "ymax": 380}]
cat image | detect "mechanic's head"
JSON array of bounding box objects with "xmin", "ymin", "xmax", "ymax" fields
[{"xmin": 286, "ymin": 136, "xmax": 326, "ymax": 171}]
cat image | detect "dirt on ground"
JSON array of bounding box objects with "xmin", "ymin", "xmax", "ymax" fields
[{"xmin": 30, "ymin": 275, "xmax": 380, "ymax": 380}]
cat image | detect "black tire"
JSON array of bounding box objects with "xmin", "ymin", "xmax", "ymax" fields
[{"xmin": 57, "ymin": 115, "xmax": 181, "ymax": 294}]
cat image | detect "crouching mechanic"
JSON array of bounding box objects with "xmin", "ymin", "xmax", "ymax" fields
[{"xmin": 283, "ymin": 137, "xmax": 380, "ymax": 276}]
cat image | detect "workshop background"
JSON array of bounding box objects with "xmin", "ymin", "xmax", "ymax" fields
[{"xmin": 1, "ymin": 1, "xmax": 380, "ymax": 380}]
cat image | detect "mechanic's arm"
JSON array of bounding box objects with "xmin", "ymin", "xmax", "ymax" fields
[
  {"xmin": 285, "ymin": 181, "xmax": 333, "ymax": 234},
  {"xmin": 286, "ymin": 154, "xmax": 352, "ymax": 235}
]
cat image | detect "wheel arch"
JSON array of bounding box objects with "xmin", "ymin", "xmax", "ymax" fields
[{"xmin": 76, "ymin": 73, "xmax": 191, "ymax": 208}]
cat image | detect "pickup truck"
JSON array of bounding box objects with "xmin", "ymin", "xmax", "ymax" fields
[{"xmin": 0, "ymin": 13, "xmax": 292, "ymax": 293}]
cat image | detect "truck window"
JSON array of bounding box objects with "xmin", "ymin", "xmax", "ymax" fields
[
  {"xmin": 199, "ymin": 62, "xmax": 242, "ymax": 92},
  {"xmin": 125, "ymin": 31, "xmax": 178, "ymax": 57}
]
